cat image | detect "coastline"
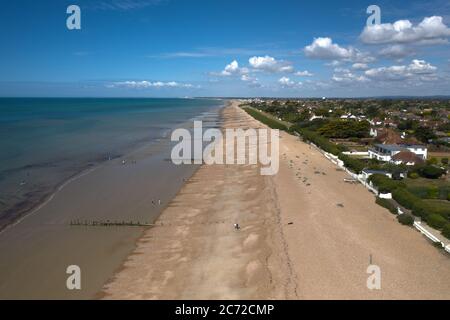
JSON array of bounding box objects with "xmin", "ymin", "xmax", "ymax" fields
[
  {"xmin": 101, "ymin": 100, "xmax": 295, "ymax": 299},
  {"xmin": 102, "ymin": 100, "xmax": 450, "ymax": 299},
  {"xmin": 0, "ymin": 100, "xmax": 225, "ymax": 299}
]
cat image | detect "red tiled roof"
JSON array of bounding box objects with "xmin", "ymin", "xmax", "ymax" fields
[{"xmin": 392, "ymin": 151, "xmax": 424, "ymax": 164}]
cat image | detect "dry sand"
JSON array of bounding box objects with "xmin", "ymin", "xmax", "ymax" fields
[{"xmin": 102, "ymin": 101, "xmax": 450, "ymax": 300}]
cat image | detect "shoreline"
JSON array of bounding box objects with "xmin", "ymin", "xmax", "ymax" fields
[
  {"xmin": 0, "ymin": 101, "xmax": 225, "ymax": 299},
  {"xmin": 101, "ymin": 100, "xmax": 297, "ymax": 299},
  {"xmin": 0, "ymin": 98, "xmax": 226, "ymax": 234},
  {"xmin": 102, "ymin": 100, "xmax": 450, "ymax": 299}
]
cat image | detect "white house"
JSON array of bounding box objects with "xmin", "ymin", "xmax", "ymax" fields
[
  {"xmin": 404, "ymin": 145, "xmax": 427, "ymax": 160},
  {"xmin": 360, "ymin": 169, "xmax": 392, "ymax": 181},
  {"xmin": 368, "ymin": 144, "xmax": 427, "ymax": 162}
]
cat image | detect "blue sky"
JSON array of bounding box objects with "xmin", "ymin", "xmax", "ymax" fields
[{"xmin": 1, "ymin": 0, "xmax": 450, "ymax": 97}]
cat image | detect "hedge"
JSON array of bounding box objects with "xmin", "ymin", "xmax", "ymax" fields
[
  {"xmin": 407, "ymin": 185, "xmax": 450, "ymax": 200},
  {"xmin": 442, "ymin": 223, "xmax": 450, "ymax": 240},
  {"xmin": 392, "ymin": 188, "xmax": 421, "ymax": 211},
  {"xmin": 426, "ymin": 214, "xmax": 447, "ymax": 229},
  {"xmin": 420, "ymin": 200, "xmax": 450, "ymax": 221},
  {"xmin": 397, "ymin": 214, "xmax": 414, "ymax": 226},
  {"xmin": 242, "ymin": 108, "xmax": 289, "ymax": 131},
  {"xmin": 338, "ymin": 154, "xmax": 366, "ymax": 174},
  {"xmin": 369, "ymin": 174, "xmax": 405, "ymax": 193},
  {"xmin": 293, "ymin": 127, "xmax": 341, "ymax": 155},
  {"xmin": 375, "ymin": 197, "xmax": 397, "ymax": 215}
]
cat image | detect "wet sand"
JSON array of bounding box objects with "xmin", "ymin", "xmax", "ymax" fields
[
  {"xmin": 0, "ymin": 132, "xmax": 201, "ymax": 299},
  {"xmin": 103, "ymin": 101, "xmax": 450, "ymax": 299}
]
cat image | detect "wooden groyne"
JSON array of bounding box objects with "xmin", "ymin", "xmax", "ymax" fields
[{"xmin": 69, "ymin": 219, "xmax": 153, "ymax": 227}]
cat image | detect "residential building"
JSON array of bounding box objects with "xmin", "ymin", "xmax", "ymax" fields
[{"xmin": 368, "ymin": 144, "xmax": 427, "ymax": 162}]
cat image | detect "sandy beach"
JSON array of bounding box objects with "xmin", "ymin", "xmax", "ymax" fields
[{"xmin": 102, "ymin": 100, "xmax": 450, "ymax": 300}]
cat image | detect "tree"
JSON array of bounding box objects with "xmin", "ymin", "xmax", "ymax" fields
[
  {"xmin": 317, "ymin": 120, "xmax": 369, "ymax": 138},
  {"xmin": 419, "ymin": 165, "xmax": 445, "ymax": 179},
  {"xmin": 414, "ymin": 126, "xmax": 436, "ymax": 143},
  {"xmin": 365, "ymin": 105, "xmax": 380, "ymax": 118},
  {"xmin": 397, "ymin": 119, "xmax": 419, "ymax": 131}
]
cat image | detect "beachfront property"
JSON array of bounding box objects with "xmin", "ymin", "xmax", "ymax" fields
[
  {"xmin": 360, "ymin": 169, "xmax": 393, "ymax": 180},
  {"xmin": 368, "ymin": 144, "xmax": 428, "ymax": 163},
  {"xmin": 391, "ymin": 150, "xmax": 425, "ymax": 166}
]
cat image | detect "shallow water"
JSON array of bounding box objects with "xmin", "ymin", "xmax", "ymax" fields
[
  {"xmin": 0, "ymin": 98, "xmax": 223, "ymax": 230},
  {"xmin": 0, "ymin": 98, "xmax": 224, "ymax": 299}
]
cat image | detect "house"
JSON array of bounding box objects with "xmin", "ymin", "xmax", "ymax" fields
[
  {"xmin": 391, "ymin": 151, "xmax": 425, "ymax": 166},
  {"xmin": 360, "ymin": 169, "xmax": 392, "ymax": 181},
  {"xmin": 374, "ymin": 128, "xmax": 404, "ymax": 144},
  {"xmin": 368, "ymin": 144, "xmax": 427, "ymax": 162},
  {"xmin": 405, "ymin": 145, "xmax": 427, "ymax": 160},
  {"xmin": 368, "ymin": 144, "xmax": 403, "ymax": 161}
]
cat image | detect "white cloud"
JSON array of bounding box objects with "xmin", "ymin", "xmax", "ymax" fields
[
  {"xmin": 221, "ymin": 60, "xmax": 240, "ymax": 76},
  {"xmin": 108, "ymin": 80, "xmax": 196, "ymax": 88},
  {"xmin": 240, "ymin": 74, "xmax": 262, "ymax": 87},
  {"xmin": 365, "ymin": 59, "xmax": 437, "ymax": 81},
  {"xmin": 304, "ymin": 37, "xmax": 374, "ymax": 63},
  {"xmin": 326, "ymin": 60, "xmax": 342, "ymax": 67},
  {"xmin": 249, "ymin": 55, "xmax": 294, "ymax": 73},
  {"xmin": 378, "ymin": 45, "xmax": 412, "ymax": 59},
  {"xmin": 407, "ymin": 59, "xmax": 437, "ymax": 74},
  {"xmin": 278, "ymin": 76, "xmax": 302, "ymax": 88},
  {"xmin": 332, "ymin": 69, "xmax": 368, "ymax": 83},
  {"xmin": 211, "ymin": 60, "xmax": 249, "ymax": 77},
  {"xmin": 241, "ymin": 74, "xmax": 256, "ymax": 82},
  {"xmin": 352, "ymin": 63, "xmax": 369, "ymax": 70},
  {"xmin": 295, "ymin": 70, "xmax": 314, "ymax": 76},
  {"xmin": 360, "ymin": 16, "xmax": 450, "ymax": 45},
  {"xmin": 304, "ymin": 37, "xmax": 353, "ymax": 60}
]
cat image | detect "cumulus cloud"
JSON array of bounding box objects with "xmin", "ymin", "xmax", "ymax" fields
[
  {"xmin": 249, "ymin": 55, "xmax": 294, "ymax": 73},
  {"xmin": 332, "ymin": 68, "xmax": 368, "ymax": 83},
  {"xmin": 365, "ymin": 59, "xmax": 437, "ymax": 81},
  {"xmin": 304, "ymin": 37, "xmax": 353, "ymax": 60},
  {"xmin": 238, "ymin": 74, "xmax": 262, "ymax": 87},
  {"xmin": 222, "ymin": 60, "xmax": 239, "ymax": 75},
  {"xmin": 352, "ymin": 63, "xmax": 369, "ymax": 70},
  {"xmin": 304, "ymin": 37, "xmax": 374, "ymax": 63},
  {"xmin": 360, "ymin": 16, "xmax": 450, "ymax": 45},
  {"xmin": 295, "ymin": 70, "xmax": 314, "ymax": 76},
  {"xmin": 210, "ymin": 60, "xmax": 249, "ymax": 77},
  {"xmin": 407, "ymin": 59, "xmax": 438, "ymax": 74},
  {"xmin": 278, "ymin": 76, "xmax": 302, "ymax": 88},
  {"xmin": 108, "ymin": 80, "xmax": 196, "ymax": 88},
  {"xmin": 222, "ymin": 60, "xmax": 248, "ymax": 76},
  {"xmin": 378, "ymin": 44, "xmax": 413, "ymax": 59}
]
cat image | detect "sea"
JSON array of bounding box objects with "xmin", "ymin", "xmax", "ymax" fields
[
  {"xmin": 0, "ymin": 98, "xmax": 224, "ymax": 230},
  {"xmin": 0, "ymin": 97, "xmax": 225, "ymax": 299}
]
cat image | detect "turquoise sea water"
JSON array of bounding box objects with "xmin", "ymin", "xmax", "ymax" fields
[{"xmin": 0, "ymin": 98, "xmax": 224, "ymax": 228}]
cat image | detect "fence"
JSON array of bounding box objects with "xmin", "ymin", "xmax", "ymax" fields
[
  {"xmin": 308, "ymin": 140, "xmax": 450, "ymax": 254},
  {"xmin": 414, "ymin": 221, "xmax": 450, "ymax": 253}
]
